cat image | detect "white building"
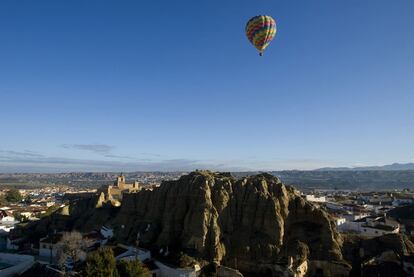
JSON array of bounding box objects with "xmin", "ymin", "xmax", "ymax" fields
[
  {"xmin": 305, "ymin": 195, "xmax": 326, "ymax": 203},
  {"xmin": 39, "ymin": 231, "xmax": 107, "ymax": 262},
  {"xmin": 113, "ymin": 244, "xmax": 151, "ymax": 262},
  {"xmin": 0, "ymin": 213, "xmax": 19, "ymax": 233},
  {"xmin": 342, "ymin": 212, "xmax": 369, "ymax": 222},
  {"xmin": 325, "ymin": 202, "xmax": 343, "ymax": 211},
  {"xmin": 0, "ymin": 210, "xmax": 18, "ymax": 232},
  {"xmin": 112, "ymin": 243, "xmax": 201, "ymax": 277},
  {"xmin": 154, "ymin": 260, "xmax": 201, "ymax": 277},
  {"xmin": 38, "ymin": 234, "xmax": 63, "ymax": 260},
  {"xmin": 334, "ymin": 217, "xmax": 346, "ymax": 227},
  {"xmin": 338, "ymin": 216, "xmax": 400, "ymax": 237},
  {"xmin": 100, "ymin": 225, "xmax": 114, "ymax": 239}
]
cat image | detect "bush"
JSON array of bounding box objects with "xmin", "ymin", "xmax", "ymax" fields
[
  {"xmin": 5, "ymin": 188, "xmax": 22, "ymax": 203},
  {"xmin": 82, "ymin": 247, "xmax": 118, "ymax": 277},
  {"xmin": 82, "ymin": 247, "xmax": 152, "ymax": 277},
  {"xmin": 117, "ymin": 259, "xmax": 151, "ymax": 277}
]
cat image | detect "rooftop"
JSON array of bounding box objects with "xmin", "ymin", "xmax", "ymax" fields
[
  {"xmin": 112, "ymin": 246, "xmax": 129, "ymax": 258},
  {"xmin": 40, "ymin": 234, "xmax": 63, "ymax": 244},
  {"xmin": 361, "ymin": 224, "xmax": 397, "ymax": 231}
]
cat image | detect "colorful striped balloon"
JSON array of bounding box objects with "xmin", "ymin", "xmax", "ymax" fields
[{"xmin": 245, "ymin": 15, "xmax": 277, "ymax": 56}]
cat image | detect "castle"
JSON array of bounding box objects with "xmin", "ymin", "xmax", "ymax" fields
[{"xmin": 99, "ymin": 173, "xmax": 141, "ymax": 201}]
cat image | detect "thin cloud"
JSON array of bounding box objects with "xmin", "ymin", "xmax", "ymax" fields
[
  {"xmin": 61, "ymin": 144, "xmax": 114, "ymax": 154},
  {"xmin": 0, "ymin": 150, "xmax": 44, "ymax": 158},
  {"xmin": 0, "ymin": 155, "xmax": 248, "ymax": 173},
  {"xmin": 104, "ymin": 154, "xmax": 134, "ymax": 160},
  {"xmin": 0, "ymin": 150, "xmax": 341, "ymax": 173}
]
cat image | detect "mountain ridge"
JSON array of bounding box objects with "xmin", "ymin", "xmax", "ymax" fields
[{"xmin": 314, "ymin": 162, "xmax": 414, "ymax": 171}]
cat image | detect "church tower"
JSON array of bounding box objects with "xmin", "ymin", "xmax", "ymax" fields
[{"xmin": 115, "ymin": 173, "xmax": 126, "ymax": 189}]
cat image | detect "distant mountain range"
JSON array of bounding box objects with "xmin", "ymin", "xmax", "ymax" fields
[{"xmin": 315, "ymin": 162, "xmax": 414, "ymax": 171}]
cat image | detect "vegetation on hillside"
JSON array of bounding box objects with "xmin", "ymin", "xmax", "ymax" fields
[
  {"xmin": 5, "ymin": 188, "xmax": 23, "ymax": 202},
  {"xmin": 82, "ymin": 247, "xmax": 150, "ymax": 277}
]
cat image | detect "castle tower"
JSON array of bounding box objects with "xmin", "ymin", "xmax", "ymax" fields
[{"xmin": 116, "ymin": 173, "xmax": 126, "ymax": 189}]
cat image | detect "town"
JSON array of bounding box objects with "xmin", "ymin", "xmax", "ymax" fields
[{"xmin": 1, "ymin": 173, "xmax": 414, "ymax": 276}]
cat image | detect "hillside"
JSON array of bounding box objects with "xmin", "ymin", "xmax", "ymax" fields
[
  {"xmin": 315, "ymin": 162, "xmax": 414, "ymax": 171},
  {"xmin": 275, "ymin": 170, "xmax": 414, "ymax": 190},
  {"xmin": 20, "ymin": 171, "xmax": 349, "ymax": 276}
]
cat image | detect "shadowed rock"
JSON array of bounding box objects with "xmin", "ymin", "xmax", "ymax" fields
[{"xmin": 113, "ymin": 171, "xmax": 343, "ymax": 274}]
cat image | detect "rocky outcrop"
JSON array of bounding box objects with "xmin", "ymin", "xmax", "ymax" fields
[
  {"xmin": 12, "ymin": 194, "xmax": 119, "ymax": 244},
  {"xmin": 16, "ymin": 171, "xmax": 345, "ymax": 276},
  {"xmin": 342, "ymin": 233, "xmax": 414, "ymax": 277},
  {"xmin": 113, "ymin": 171, "xmax": 343, "ymax": 275},
  {"xmin": 343, "ymin": 233, "xmax": 414, "ymax": 261}
]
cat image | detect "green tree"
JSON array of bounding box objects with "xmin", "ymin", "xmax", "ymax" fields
[
  {"xmin": 0, "ymin": 194, "xmax": 6, "ymax": 205},
  {"xmin": 5, "ymin": 188, "xmax": 22, "ymax": 203},
  {"xmin": 117, "ymin": 260, "xmax": 151, "ymax": 277},
  {"xmin": 13, "ymin": 211, "xmax": 24, "ymax": 222},
  {"xmin": 24, "ymin": 194, "xmax": 32, "ymax": 203},
  {"xmin": 83, "ymin": 247, "xmax": 119, "ymax": 277}
]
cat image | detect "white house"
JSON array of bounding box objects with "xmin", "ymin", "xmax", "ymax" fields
[
  {"xmin": 0, "ymin": 210, "xmax": 16, "ymax": 225},
  {"xmin": 38, "ymin": 234, "xmax": 63, "ymax": 261},
  {"xmin": 305, "ymin": 195, "xmax": 326, "ymax": 203},
  {"xmin": 0, "ymin": 215, "xmax": 15, "ymax": 223},
  {"xmin": 0, "ymin": 215, "xmax": 19, "ymax": 233},
  {"xmin": 342, "ymin": 212, "xmax": 369, "ymax": 222},
  {"xmin": 338, "ymin": 216, "xmax": 400, "ymax": 237},
  {"xmin": 39, "ymin": 231, "xmax": 108, "ymax": 262},
  {"xmin": 100, "ymin": 225, "xmax": 114, "ymax": 239},
  {"xmin": 334, "ymin": 217, "xmax": 346, "ymax": 227},
  {"xmin": 111, "ymin": 244, "xmax": 201, "ymax": 277},
  {"xmin": 154, "ymin": 260, "xmax": 201, "ymax": 277},
  {"xmin": 325, "ymin": 202, "xmax": 344, "ymax": 211},
  {"xmin": 113, "ymin": 244, "xmax": 151, "ymax": 262}
]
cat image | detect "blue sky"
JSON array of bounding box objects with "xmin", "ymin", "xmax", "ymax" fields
[{"xmin": 1, "ymin": 0, "xmax": 413, "ymax": 172}]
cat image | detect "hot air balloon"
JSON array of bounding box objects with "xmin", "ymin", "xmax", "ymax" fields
[{"xmin": 245, "ymin": 15, "xmax": 277, "ymax": 56}]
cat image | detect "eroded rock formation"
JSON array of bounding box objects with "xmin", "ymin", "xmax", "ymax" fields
[
  {"xmin": 113, "ymin": 171, "xmax": 344, "ymax": 275},
  {"xmin": 16, "ymin": 171, "xmax": 347, "ymax": 276}
]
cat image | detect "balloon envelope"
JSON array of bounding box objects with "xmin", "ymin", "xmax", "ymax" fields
[{"xmin": 245, "ymin": 15, "xmax": 277, "ymax": 55}]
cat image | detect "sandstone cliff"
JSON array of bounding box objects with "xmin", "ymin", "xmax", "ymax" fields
[
  {"xmin": 113, "ymin": 171, "xmax": 343, "ymax": 275},
  {"xmin": 16, "ymin": 171, "xmax": 345, "ymax": 276}
]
